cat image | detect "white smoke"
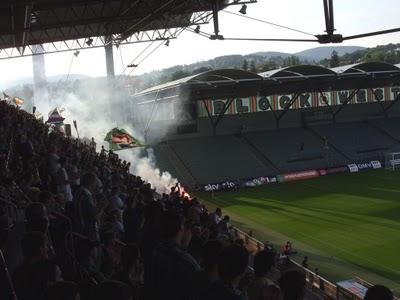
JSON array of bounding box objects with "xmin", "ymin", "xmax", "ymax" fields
[
  {"xmin": 34, "ymin": 78, "xmax": 179, "ymax": 194},
  {"xmin": 119, "ymin": 148, "xmax": 178, "ymax": 194}
]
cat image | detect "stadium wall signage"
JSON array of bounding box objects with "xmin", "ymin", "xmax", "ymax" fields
[
  {"xmin": 203, "ymin": 161, "xmax": 382, "ymax": 192},
  {"xmin": 203, "ymin": 176, "xmax": 277, "ymax": 192},
  {"xmin": 324, "ymin": 166, "xmax": 349, "ymax": 174},
  {"xmin": 243, "ymin": 176, "xmax": 277, "ymax": 187},
  {"xmin": 278, "ymin": 170, "xmax": 320, "ymax": 183},
  {"xmin": 203, "ymin": 181, "xmax": 238, "ymax": 192},
  {"xmin": 347, "ymin": 160, "xmax": 382, "ymax": 173},
  {"xmin": 198, "ymin": 86, "xmax": 400, "ymax": 117}
]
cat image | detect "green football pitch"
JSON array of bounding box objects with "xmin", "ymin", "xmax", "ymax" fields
[{"xmin": 198, "ymin": 169, "xmax": 400, "ymax": 294}]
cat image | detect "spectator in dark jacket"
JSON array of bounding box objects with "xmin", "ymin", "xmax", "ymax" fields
[
  {"xmin": 364, "ymin": 285, "xmax": 393, "ymax": 300},
  {"xmin": 123, "ymin": 194, "xmax": 141, "ymax": 244},
  {"xmin": 202, "ymin": 244, "xmax": 249, "ymax": 300},
  {"xmin": 279, "ymin": 270, "xmax": 306, "ymax": 300},
  {"xmin": 150, "ymin": 211, "xmax": 200, "ymax": 300}
]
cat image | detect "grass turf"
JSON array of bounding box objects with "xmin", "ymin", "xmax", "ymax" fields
[{"xmin": 197, "ymin": 169, "xmax": 400, "ymax": 294}]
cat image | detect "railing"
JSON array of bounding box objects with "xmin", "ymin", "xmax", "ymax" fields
[
  {"xmin": 0, "ymin": 198, "xmax": 18, "ymax": 231},
  {"xmin": 0, "ymin": 249, "xmax": 17, "ymax": 300},
  {"xmin": 231, "ymin": 226, "xmax": 400, "ymax": 300},
  {"xmin": 231, "ymin": 226, "xmax": 337, "ymax": 299}
]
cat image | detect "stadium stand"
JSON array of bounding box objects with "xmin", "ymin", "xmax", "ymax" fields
[
  {"xmin": 2, "ymin": 63, "xmax": 400, "ymax": 299},
  {"xmin": 243, "ymin": 127, "xmax": 348, "ymax": 172},
  {"xmin": 168, "ymin": 135, "xmax": 270, "ymax": 184},
  {"xmin": 368, "ymin": 117, "xmax": 400, "ymax": 143},
  {"xmin": 0, "ymin": 100, "xmax": 307, "ymax": 300},
  {"xmin": 150, "ymin": 119, "xmax": 400, "ymax": 186},
  {"xmin": 153, "ymin": 142, "xmax": 198, "ymax": 187},
  {"xmin": 311, "ymin": 121, "xmax": 398, "ymax": 162}
]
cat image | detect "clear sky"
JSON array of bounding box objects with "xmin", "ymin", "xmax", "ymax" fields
[{"xmin": 0, "ymin": 0, "xmax": 399, "ymax": 86}]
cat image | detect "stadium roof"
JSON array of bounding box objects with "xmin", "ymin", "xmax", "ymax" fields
[
  {"xmin": 0, "ymin": 0, "xmax": 228, "ymax": 53},
  {"xmin": 137, "ymin": 69, "xmax": 262, "ymax": 96},
  {"xmin": 259, "ymin": 65, "xmax": 336, "ymax": 78},
  {"xmin": 331, "ymin": 62, "xmax": 400, "ymax": 74},
  {"xmin": 133, "ymin": 63, "xmax": 400, "ymax": 102}
]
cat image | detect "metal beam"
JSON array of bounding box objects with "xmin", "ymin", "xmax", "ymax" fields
[
  {"xmin": 318, "ymin": 89, "xmax": 334, "ymax": 114},
  {"xmin": 117, "ymin": 0, "xmax": 178, "ymax": 42},
  {"xmin": 276, "ymin": 92, "xmax": 301, "ymax": 127},
  {"xmin": 212, "ymin": 97, "xmax": 234, "ymax": 135},
  {"xmin": 201, "ymin": 97, "xmax": 234, "ymax": 136},
  {"xmin": 201, "ymin": 99, "xmax": 215, "ymax": 134},
  {"xmin": 104, "ymin": 35, "xmax": 114, "ymax": 78},
  {"xmin": 0, "ymin": 9, "xmax": 212, "ymax": 58},
  {"xmin": 333, "ymin": 88, "xmax": 359, "ymax": 121},
  {"xmin": 368, "ymin": 87, "xmax": 387, "ymax": 117},
  {"xmin": 383, "ymin": 92, "xmax": 400, "ymax": 115},
  {"xmin": 0, "ymin": 29, "xmax": 179, "ymax": 60}
]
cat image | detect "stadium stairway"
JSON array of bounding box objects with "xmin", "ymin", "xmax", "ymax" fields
[
  {"xmin": 311, "ymin": 121, "xmax": 397, "ymax": 162},
  {"xmin": 164, "ymin": 141, "xmax": 199, "ymax": 187},
  {"xmin": 235, "ymin": 134, "xmax": 282, "ymax": 174},
  {"xmin": 243, "ymin": 128, "xmax": 346, "ymax": 172},
  {"xmin": 153, "ymin": 142, "xmax": 198, "ymax": 187},
  {"xmin": 366, "ymin": 118, "xmax": 400, "ymax": 145},
  {"xmin": 167, "ymin": 135, "xmax": 271, "ymax": 184},
  {"xmin": 305, "ymin": 126, "xmax": 352, "ymax": 163}
]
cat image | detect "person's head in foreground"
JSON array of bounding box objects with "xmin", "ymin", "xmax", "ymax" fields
[
  {"xmin": 44, "ymin": 281, "xmax": 80, "ymax": 300},
  {"xmin": 93, "ymin": 280, "xmax": 133, "ymax": 300},
  {"xmin": 218, "ymin": 244, "xmax": 249, "ymax": 286},
  {"xmin": 278, "ymin": 270, "xmax": 306, "ymax": 300},
  {"xmin": 364, "ymin": 285, "xmax": 393, "ymax": 300},
  {"xmin": 254, "ymin": 249, "xmax": 276, "ymax": 277}
]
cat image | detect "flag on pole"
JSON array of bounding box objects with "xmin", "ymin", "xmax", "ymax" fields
[
  {"xmin": 104, "ymin": 128, "xmax": 144, "ymax": 151},
  {"xmin": 2, "ymin": 91, "xmax": 10, "ymax": 100},
  {"xmin": 34, "ymin": 111, "xmax": 44, "ymax": 121},
  {"xmin": 13, "ymin": 97, "xmax": 24, "ymax": 106},
  {"xmin": 47, "ymin": 107, "xmax": 65, "ymax": 124}
]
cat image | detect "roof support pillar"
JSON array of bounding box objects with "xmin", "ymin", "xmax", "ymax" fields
[
  {"xmin": 333, "ymin": 88, "xmax": 359, "ymax": 122},
  {"xmin": 202, "ymin": 97, "xmax": 234, "ymax": 136},
  {"xmin": 383, "ymin": 91, "xmax": 400, "ymax": 115},
  {"xmin": 368, "ymin": 87, "xmax": 388, "ymax": 117},
  {"xmin": 32, "ymin": 44, "xmax": 48, "ymax": 112},
  {"xmin": 259, "ymin": 94, "xmax": 279, "ymax": 128},
  {"xmin": 276, "ymin": 92, "xmax": 301, "ymax": 128},
  {"xmin": 104, "ymin": 36, "xmax": 115, "ymax": 79}
]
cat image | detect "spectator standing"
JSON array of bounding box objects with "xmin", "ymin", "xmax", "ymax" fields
[
  {"xmin": 150, "ymin": 211, "xmax": 200, "ymax": 300},
  {"xmin": 73, "ymin": 173, "xmax": 103, "ymax": 240},
  {"xmin": 209, "ymin": 208, "xmax": 222, "ymax": 227},
  {"xmin": 202, "ymin": 244, "xmax": 249, "ymax": 300},
  {"xmin": 123, "ymin": 195, "xmax": 141, "ymax": 244},
  {"xmin": 44, "ymin": 281, "xmax": 80, "ymax": 300},
  {"xmin": 56, "ymin": 157, "xmax": 73, "ymax": 202},
  {"xmin": 113, "ymin": 243, "xmax": 142, "ymax": 298},
  {"xmin": 247, "ymin": 250, "xmax": 277, "ymax": 300},
  {"xmin": 301, "ymin": 256, "xmax": 308, "ymax": 269},
  {"xmin": 217, "ymin": 215, "xmax": 231, "ymax": 237},
  {"xmin": 279, "ymin": 270, "xmax": 306, "ymax": 300}
]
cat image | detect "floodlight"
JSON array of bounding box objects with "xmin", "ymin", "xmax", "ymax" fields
[
  {"xmin": 239, "ymin": 4, "xmax": 247, "ymax": 14},
  {"xmin": 86, "ymin": 38, "xmax": 93, "ymax": 46}
]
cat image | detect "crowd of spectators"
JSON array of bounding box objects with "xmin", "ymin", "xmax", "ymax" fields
[{"xmin": 0, "ymin": 100, "xmax": 395, "ymax": 300}]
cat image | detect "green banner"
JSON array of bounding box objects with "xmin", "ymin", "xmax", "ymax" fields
[{"xmin": 104, "ymin": 128, "xmax": 144, "ymax": 151}]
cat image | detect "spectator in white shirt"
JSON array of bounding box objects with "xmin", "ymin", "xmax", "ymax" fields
[{"xmin": 56, "ymin": 157, "xmax": 73, "ymax": 202}]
